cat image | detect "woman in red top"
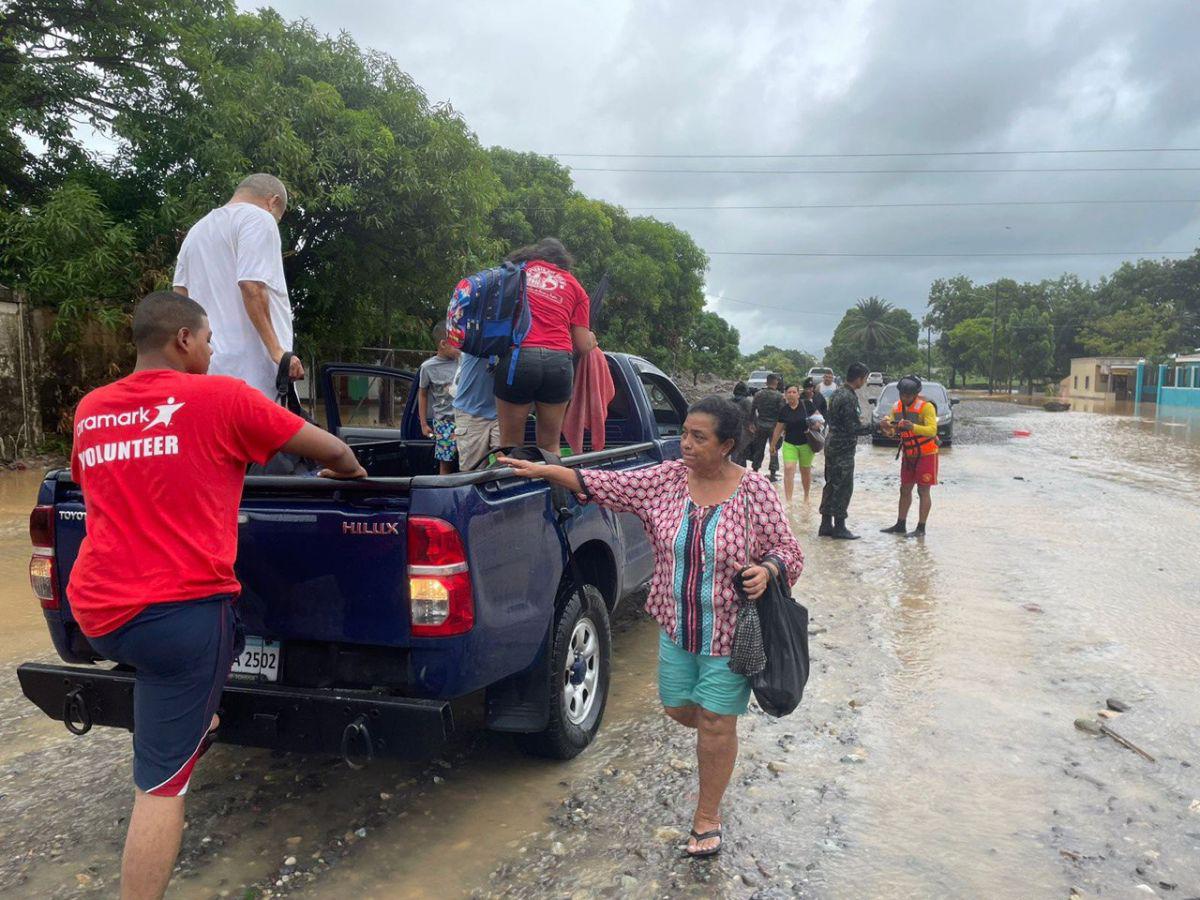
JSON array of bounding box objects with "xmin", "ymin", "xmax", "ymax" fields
[{"xmin": 496, "ymin": 238, "xmax": 596, "ymax": 453}]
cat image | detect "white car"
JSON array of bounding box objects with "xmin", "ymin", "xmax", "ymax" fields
[
  {"xmin": 806, "ymin": 366, "xmax": 834, "ymax": 382},
  {"xmin": 867, "ymin": 371, "xmax": 885, "ymax": 386},
  {"xmin": 745, "ymin": 369, "xmax": 772, "ymax": 392}
]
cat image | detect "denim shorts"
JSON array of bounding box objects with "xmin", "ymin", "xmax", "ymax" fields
[
  {"xmin": 494, "ymin": 347, "xmax": 574, "ymax": 405},
  {"xmin": 88, "ymin": 596, "xmax": 242, "ymax": 795},
  {"xmin": 657, "ymin": 631, "xmax": 752, "ymax": 716}
]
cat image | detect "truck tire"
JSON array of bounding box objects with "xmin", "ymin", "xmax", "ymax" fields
[{"xmin": 516, "ymin": 584, "xmax": 612, "ymax": 760}]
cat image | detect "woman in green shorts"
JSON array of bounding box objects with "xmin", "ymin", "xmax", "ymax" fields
[
  {"xmin": 772, "ymin": 382, "xmax": 826, "ymax": 502},
  {"xmin": 498, "ymin": 397, "xmax": 803, "ymax": 858}
]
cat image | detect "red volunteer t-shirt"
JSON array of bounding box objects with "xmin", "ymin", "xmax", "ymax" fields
[
  {"xmin": 521, "ymin": 261, "xmax": 590, "ymax": 352},
  {"xmin": 68, "ymin": 369, "xmax": 306, "ymax": 637}
]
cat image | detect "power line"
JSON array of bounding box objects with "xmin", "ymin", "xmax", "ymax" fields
[
  {"xmin": 502, "ymin": 197, "xmax": 1200, "ymax": 212},
  {"xmin": 569, "ymin": 166, "xmax": 1200, "ymax": 175},
  {"xmin": 707, "ymin": 249, "xmax": 1194, "ymax": 258},
  {"xmin": 549, "ymin": 147, "xmax": 1200, "ymax": 159}
]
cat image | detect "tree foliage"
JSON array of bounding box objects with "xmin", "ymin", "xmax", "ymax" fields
[
  {"xmin": 684, "ymin": 310, "xmax": 740, "ymax": 384},
  {"xmin": 740, "ymin": 345, "xmax": 818, "ymax": 387},
  {"xmin": 923, "ymin": 255, "xmax": 1199, "ymax": 390},
  {"xmin": 824, "ymin": 297, "xmax": 919, "ymax": 375},
  {"xmin": 0, "ymin": 1, "xmax": 720, "ymax": 433}
]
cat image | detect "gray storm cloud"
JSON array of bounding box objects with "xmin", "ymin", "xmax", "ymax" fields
[{"xmin": 257, "ymin": 0, "xmax": 1200, "ymax": 353}]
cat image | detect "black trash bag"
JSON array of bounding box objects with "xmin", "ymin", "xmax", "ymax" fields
[
  {"xmin": 247, "ymin": 352, "xmax": 322, "ymax": 477},
  {"xmin": 750, "ymin": 569, "xmax": 810, "ymax": 717}
]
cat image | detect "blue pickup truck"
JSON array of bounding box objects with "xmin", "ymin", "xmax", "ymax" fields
[{"xmin": 18, "ymin": 353, "xmax": 688, "ymax": 761}]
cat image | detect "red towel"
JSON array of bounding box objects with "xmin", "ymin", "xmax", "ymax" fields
[{"xmin": 563, "ymin": 348, "xmax": 615, "ymax": 454}]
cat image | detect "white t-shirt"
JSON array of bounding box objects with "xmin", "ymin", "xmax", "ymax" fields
[
  {"xmin": 173, "ymin": 203, "xmax": 293, "ymax": 399},
  {"xmin": 819, "ymin": 382, "xmax": 837, "ymax": 401}
]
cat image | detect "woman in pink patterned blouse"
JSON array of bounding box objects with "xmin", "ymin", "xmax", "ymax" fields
[{"xmin": 499, "ymin": 396, "xmax": 803, "ymax": 858}]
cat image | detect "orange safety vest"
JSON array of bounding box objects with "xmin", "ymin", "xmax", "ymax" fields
[{"xmin": 892, "ymin": 398, "xmax": 939, "ymax": 460}]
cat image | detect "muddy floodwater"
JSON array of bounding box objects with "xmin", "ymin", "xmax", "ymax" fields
[{"xmin": 1, "ymin": 399, "xmax": 1198, "ymax": 898}]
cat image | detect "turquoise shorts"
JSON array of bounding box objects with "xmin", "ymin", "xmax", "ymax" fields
[{"xmin": 658, "ymin": 631, "xmax": 752, "ymax": 716}]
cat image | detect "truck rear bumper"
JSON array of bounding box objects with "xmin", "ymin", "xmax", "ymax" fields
[{"xmin": 17, "ymin": 662, "xmax": 453, "ymax": 761}]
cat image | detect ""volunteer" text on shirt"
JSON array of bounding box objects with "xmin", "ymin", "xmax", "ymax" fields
[{"xmin": 76, "ymin": 435, "xmax": 180, "ymax": 471}]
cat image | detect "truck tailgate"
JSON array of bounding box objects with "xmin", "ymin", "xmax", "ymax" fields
[
  {"xmin": 235, "ymin": 494, "xmax": 411, "ymax": 646},
  {"xmin": 49, "ymin": 481, "xmax": 414, "ymax": 648}
]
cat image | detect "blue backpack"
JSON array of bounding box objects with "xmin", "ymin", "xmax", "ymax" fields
[{"xmin": 446, "ymin": 262, "xmax": 531, "ymax": 384}]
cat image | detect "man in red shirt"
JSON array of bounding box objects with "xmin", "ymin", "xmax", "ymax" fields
[{"xmin": 70, "ymin": 290, "xmax": 364, "ymax": 900}]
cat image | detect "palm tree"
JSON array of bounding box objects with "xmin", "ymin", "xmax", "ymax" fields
[{"xmin": 842, "ymin": 297, "xmax": 903, "ymax": 357}]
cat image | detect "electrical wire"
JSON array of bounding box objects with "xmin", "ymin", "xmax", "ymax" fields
[
  {"xmin": 501, "ymin": 198, "xmax": 1200, "ymax": 212},
  {"xmin": 706, "ymin": 249, "xmax": 1194, "ymax": 258},
  {"xmin": 568, "ymin": 166, "xmax": 1200, "ymax": 175},
  {"xmin": 548, "ymin": 147, "xmax": 1200, "ymax": 159}
]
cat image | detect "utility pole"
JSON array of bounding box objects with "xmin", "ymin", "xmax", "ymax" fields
[
  {"xmin": 989, "ymin": 281, "xmax": 999, "ymax": 394},
  {"xmin": 926, "ymin": 324, "xmax": 933, "ymax": 380}
]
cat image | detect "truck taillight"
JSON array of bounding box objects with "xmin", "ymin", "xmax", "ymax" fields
[
  {"xmin": 30, "ymin": 553, "xmax": 58, "ymax": 610},
  {"xmin": 29, "ymin": 505, "xmax": 59, "ymax": 610},
  {"xmin": 30, "ymin": 505, "xmax": 53, "ymax": 548},
  {"xmin": 407, "ymin": 517, "xmax": 473, "ymax": 637}
]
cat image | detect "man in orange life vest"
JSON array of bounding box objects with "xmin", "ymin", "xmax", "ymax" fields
[{"xmin": 879, "ymin": 375, "xmax": 939, "ymax": 538}]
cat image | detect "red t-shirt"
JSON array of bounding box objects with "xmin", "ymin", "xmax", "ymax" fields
[
  {"xmin": 521, "ymin": 261, "xmax": 590, "ymax": 352},
  {"xmin": 67, "ymin": 369, "xmax": 306, "ymax": 637}
]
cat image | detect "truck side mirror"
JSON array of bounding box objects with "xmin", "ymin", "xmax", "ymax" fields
[
  {"xmin": 867, "ymin": 398, "xmax": 877, "ymax": 405},
  {"xmin": 950, "ymin": 398, "xmax": 961, "ymax": 406}
]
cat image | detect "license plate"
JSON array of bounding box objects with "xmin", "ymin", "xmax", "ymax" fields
[{"xmin": 230, "ymin": 635, "xmax": 281, "ymax": 682}]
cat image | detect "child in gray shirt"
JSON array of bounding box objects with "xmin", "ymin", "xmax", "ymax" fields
[{"xmin": 418, "ymin": 323, "xmax": 462, "ymax": 474}]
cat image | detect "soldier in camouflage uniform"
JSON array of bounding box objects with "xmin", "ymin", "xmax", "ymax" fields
[
  {"xmin": 748, "ymin": 373, "xmax": 784, "ymax": 481},
  {"xmin": 819, "ymin": 362, "xmax": 874, "ymax": 539}
]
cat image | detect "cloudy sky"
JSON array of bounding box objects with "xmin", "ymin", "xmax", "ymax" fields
[{"xmin": 250, "ymin": 0, "xmax": 1200, "ymax": 354}]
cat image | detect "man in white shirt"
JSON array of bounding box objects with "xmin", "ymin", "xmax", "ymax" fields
[
  {"xmin": 172, "ymin": 173, "xmax": 303, "ymax": 398},
  {"xmin": 819, "ymin": 372, "xmax": 837, "ymax": 402}
]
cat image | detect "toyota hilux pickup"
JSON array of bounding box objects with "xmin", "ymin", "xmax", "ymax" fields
[{"xmin": 17, "ymin": 353, "xmax": 687, "ymax": 762}]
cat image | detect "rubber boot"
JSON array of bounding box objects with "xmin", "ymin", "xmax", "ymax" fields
[
  {"xmin": 881, "ymin": 520, "xmax": 907, "ymax": 534},
  {"xmin": 818, "ymin": 515, "xmax": 834, "ymax": 537},
  {"xmin": 831, "ymin": 518, "xmax": 860, "ymax": 540},
  {"xmin": 907, "ymin": 523, "xmax": 927, "ymax": 538}
]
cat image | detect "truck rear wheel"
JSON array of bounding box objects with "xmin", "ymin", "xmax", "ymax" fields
[{"xmin": 516, "ymin": 584, "xmax": 611, "ymax": 760}]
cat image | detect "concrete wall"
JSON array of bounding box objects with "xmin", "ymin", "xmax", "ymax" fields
[
  {"xmin": 0, "ymin": 290, "xmax": 44, "ymax": 456},
  {"xmin": 1159, "ymin": 386, "xmax": 1200, "ymax": 409},
  {"xmin": 1065, "ymin": 358, "xmax": 1139, "ymax": 401}
]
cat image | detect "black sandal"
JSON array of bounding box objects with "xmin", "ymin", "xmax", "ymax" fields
[{"xmin": 685, "ymin": 827, "xmax": 723, "ymax": 858}]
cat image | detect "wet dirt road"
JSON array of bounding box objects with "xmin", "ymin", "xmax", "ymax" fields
[{"xmin": 2, "ymin": 399, "xmax": 1199, "ymax": 898}]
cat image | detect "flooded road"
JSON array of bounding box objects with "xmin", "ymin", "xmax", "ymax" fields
[{"xmin": 2, "ymin": 399, "xmax": 1199, "ymax": 898}]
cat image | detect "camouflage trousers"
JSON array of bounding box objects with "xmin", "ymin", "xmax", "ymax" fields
[{"xmin": 819, "ymin": 447, "xmax": 856, "ymax": 518}]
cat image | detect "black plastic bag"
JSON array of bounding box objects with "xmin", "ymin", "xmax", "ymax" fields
[{"xmin": 751, "ymin": 570, "xmax": 810, "ymax": 717}]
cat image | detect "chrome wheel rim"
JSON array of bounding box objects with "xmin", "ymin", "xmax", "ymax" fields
[{"xmin": 563, "ymin": 616, "xmax": 600, "ymax": 725}]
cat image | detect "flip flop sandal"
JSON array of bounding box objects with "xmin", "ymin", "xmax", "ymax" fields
[{"xmin": 685, "ymin": 827, "xmax": 723, "ymax": 859}]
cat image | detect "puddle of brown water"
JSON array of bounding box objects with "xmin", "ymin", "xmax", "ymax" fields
[
  {"xmin": 0, "ymin": 469, "xmax": 53, "ymax": 666},
  {"xmin": 5, "ymin": 401, "xmax": 1200, "ymax": 898},
  {"xmin": 297, "ymin": 618, "xmax": 663, "ymax": 900},
  {"xmin": 803, "ymin": 419, "xmax": 1200, "ymax": 897}
]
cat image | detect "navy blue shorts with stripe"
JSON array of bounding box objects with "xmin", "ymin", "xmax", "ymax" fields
[{"xmin": 88, "ymin": 595, "xmax": 242, "ymax": 796}]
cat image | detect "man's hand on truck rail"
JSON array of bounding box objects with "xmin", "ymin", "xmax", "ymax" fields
[{"xmin": 282, "ymin": 423, "xmax": 368, "ymax": 480}]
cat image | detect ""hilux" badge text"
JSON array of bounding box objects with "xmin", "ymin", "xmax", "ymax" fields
[{"xmin": 342, "ymin": 521, "xmax": 400, "ymax": 536}]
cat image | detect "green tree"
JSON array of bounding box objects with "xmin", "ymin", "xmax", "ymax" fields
[
  {"xmin": 924, "ymin": 276, "xmax": 988, "ymax": 386},
  {"xmin": 1079, "ymin": 300, "xmax": 1180, "ymax": 362},
  {"xmin": 0, "ymin": 182, "xmax": 136, "ymax": 334},
  {"xmin": 742, "ymin": 350, "xmax": 808, "ymax": 387},
  {"xmin": 944, "ymin": 317, "xmax": 992, "ymax": 382},
  {"xmin": 825, "ymin": 297, "xmax": 919, "ymax": 374},
  {"xmin": 683, "ymin": 311, "xmax": 740, "ymax": 384},
  {"xmin": 1009, "ymin": 308, "xmax": 1055, "ymax": 394},
  {"xmin": 0, "ymin": 0, "xmax": 230, "ymax": 204},
  {"xmin": 741, "ymin": 345, "xmax": 818, "ymax": 383}
]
